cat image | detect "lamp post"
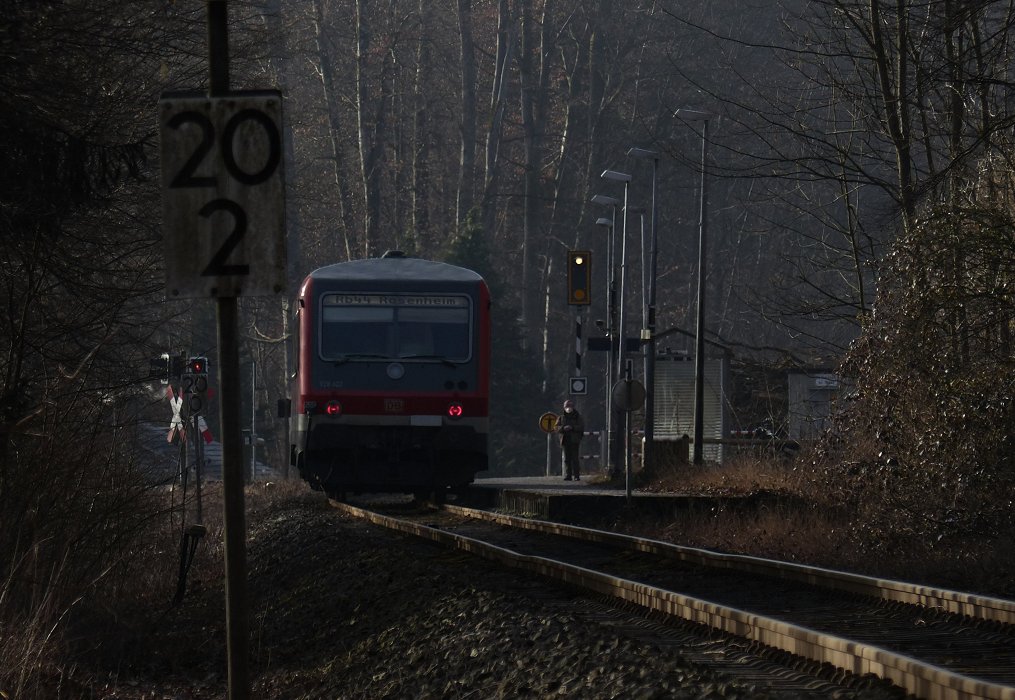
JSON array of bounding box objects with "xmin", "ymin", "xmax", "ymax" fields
[
  {"xmin": 627, "ymin": 147, "xmax": 659, "ymax": 474},
  {"xmin": 601, "ymin": 169, "xmax": 632, "ymax": 480},
  {"xmin": 590, "ymin": 194, "xmax": 620, "ymax": 376},
  {"xmin": 675, "ymin": 109, "xmax": 715, "ymax": 465},
  {"xmin": 591, "ymin": 199, "xmax": 617, "ymax": 475}
]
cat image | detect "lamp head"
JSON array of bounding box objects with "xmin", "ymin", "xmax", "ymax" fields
[
  {"xmin": 600, "ymin": 169, "xmax": 632, "ymax": 183},
  {"xmin": 627, "ymin": 147, "xmax": 658, "ymax": 159},
  {"xmin": 674, "ymin": 108, "xmax": 717, "ymax": 121},
  {"xmin": 591, "ymin": 194, "xmax": 619, "ymax": 206}
]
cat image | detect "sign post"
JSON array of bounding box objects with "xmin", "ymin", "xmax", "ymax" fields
[
  {"xmin": 158, "ymin": 3, "xmax": 286, "ymax": 698},
  {"xmin": 612, "ymin": 361, "xmax": 645, "ymax": 502},
  {"xmin": 539, "ymin": 412, "xmax": 559, "ymax": 477}
]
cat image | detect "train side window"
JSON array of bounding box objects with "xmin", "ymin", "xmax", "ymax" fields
[{"xmin": 291, "ymin": 307, "xmax": 301, "ymax": 379}]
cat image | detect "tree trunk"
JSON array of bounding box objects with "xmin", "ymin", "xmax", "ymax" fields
[
  {"xmin": 410, "ymin": 0, "xmax": 431, "ymax": 248},
  {"xmin": 519, "ymin": 0, "xmax": 555, "ymax": 340},
  {"xmin": 356, "ymin": 0, "xmax": 384, "ymax": 257},
  {"xmin": 313, "ymin": 0, "xmax": 355, "ymax": 261},
  {"xmin": 868, "ymin": 0, "xmax": 916, "ymax": 231},
  {"xmin": 480, "ymin": 0, "xmax": 512, "ymax": 239},
  {"xmin": 457, "ymin": 0, "xmax": 478, "ymax": 229}
]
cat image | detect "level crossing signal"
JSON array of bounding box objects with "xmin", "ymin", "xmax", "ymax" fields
[
  {"xmin": 184, "ymin": 356, "xmax": 209, "ymax": 414},
  {"xmin": 567, "ymin": 250, "xmax": 591, "ymax": 305}
]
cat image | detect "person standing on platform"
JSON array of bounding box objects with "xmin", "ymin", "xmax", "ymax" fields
[{"xmin": 555, "ymin": 399, "xmax": 585, "ymax": 481}]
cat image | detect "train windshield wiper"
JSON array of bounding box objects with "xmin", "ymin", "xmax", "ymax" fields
[
  {"xmin": 332, "ymin": 353, "xmax": 391, "ymax": 365},
  {"xmin": 398, "ymin": 354, "xmax": 458, "ymax": 367}
]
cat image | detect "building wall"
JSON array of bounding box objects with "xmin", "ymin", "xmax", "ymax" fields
[{"xmin": 787, "ymin": 370, "xmax": 841, "ymax": 440}]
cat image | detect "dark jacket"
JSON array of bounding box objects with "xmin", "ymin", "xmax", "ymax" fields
[{"xmin": 555, "ymin": 410, "xmax": 584, "ymax": 446}]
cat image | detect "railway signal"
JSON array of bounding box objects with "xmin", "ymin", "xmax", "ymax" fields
[
  {"xmin": 150, "ymin": 353, "xmax": 170, "ymax": 383},
  {"xmin": 171, "ymin": 355, "xmax": 186, "ymax": 380},
  {"xmin": 567, "ymin": 250, "xmax": 591, "ymax": 305},
  {"xmin": 185, "ymin": 356, "xmax": 209, "ymax": 414},
  {"xmin": 150, "ymin": 353, "xmax": 187, "ymax": 384}
]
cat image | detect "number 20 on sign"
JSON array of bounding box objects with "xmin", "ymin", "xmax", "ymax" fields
[{"xmin": 159, "ymin": 91, "xmax": 287, "ymax": 299}]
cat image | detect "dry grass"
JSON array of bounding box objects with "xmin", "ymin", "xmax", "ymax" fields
[
  {"xmin": 0, "ymin": 472, "xmax": 318, "ymax": 700},
  {"xmin": 625, "ymin": 453, "xmax": 1015, "ymax": 597},
  {"xmin": 640, "ymin": 453, "xmax": 807, "ymax": 496}
]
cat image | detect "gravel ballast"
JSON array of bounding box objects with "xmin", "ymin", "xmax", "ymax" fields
[{"xmin": 90, "ymin": 493, "xmax": 901, "ymax": 698}]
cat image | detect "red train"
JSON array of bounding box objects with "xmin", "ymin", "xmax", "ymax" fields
[{"xmin": 287, "ymin": 252, "xmax": 491, "ymax": 498}]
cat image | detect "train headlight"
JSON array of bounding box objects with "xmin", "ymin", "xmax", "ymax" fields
[
  {"xmin": 447, "ymin": 402, "xmax": 464, "ymax": 419},
  {"xmin": 325, "ymin": 400, "xmax": 343, "ymax": 416}
]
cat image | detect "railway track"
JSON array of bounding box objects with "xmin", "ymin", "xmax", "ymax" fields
[{"xmin": 331, "ymin": 497, "xmax": 1015, "ymax": 700}]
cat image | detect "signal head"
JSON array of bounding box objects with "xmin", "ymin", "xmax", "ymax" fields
[{"xmin": 567, "ymin": 250, "xmax": 592, "ymax": 305}]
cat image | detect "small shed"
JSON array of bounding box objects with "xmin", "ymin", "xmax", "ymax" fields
[{"xmin": 652, "ymin": 349, "xmax": 729, "ymax": 464}]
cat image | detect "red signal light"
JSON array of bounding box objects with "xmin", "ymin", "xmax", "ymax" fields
[
  {"xmin": 447, "ymin": 403, "xmax": 464, "ymax": 419},
  {"xmin": 325, "ymin": 400, "xmax": 342, "ymax": 416}
]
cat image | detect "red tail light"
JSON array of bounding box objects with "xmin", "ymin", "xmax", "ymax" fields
[
  {"xmin": 447, "ymin": 403, "xmax": 464, "ymax": 419},
  {"xmin": 326, "ymin": 401, "xmax": 343, "ymax": 416}
]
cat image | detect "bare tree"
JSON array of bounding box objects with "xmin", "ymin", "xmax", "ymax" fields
[
  {"xmin": 456, "ymin": 0, "xmax": 478, "ymax": 229},
  {"xmin": 480, "ymin": 0, "xmax": 513, "ymax": 239},
  {"xmin": 0, "ymin": 1, "xmax": 274, "ymax": 688}
]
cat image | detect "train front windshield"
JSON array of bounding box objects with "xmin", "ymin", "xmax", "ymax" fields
[{"xmin": 319, "ymin": 294, "xmax": 472, "ymax": 363}]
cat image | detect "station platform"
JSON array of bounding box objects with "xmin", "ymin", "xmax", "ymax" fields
[{"xmin": 465, "ymin": 475, "xmax": 765, "ymax": 524}]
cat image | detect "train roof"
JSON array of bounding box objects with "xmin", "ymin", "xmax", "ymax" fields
[{"xmin": 305, "ymin": 254, "xmax": 485, "ymax": 285}]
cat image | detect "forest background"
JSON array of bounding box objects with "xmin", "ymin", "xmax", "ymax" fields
[{"xmin": 1, "ymin": 0, "xmax": 1014, "ymax": 690}]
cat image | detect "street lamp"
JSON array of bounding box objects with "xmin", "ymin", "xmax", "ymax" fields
[
  {"xmin": 590, "ymin": 194, "xmax": 620, "ymax": 352},
  {"xmin": 600, "ymin": 171, "xmax": 632, "ymax": 377},
  {"xmin": 627, "ymin": 147, "xmax": 659, "ymax": 474},
  {"xmin": 601, "ymin": 169, "xmax": 632, "ymax": 480},
  {"xmin": 591, "ymin": 196, "xmax": 619, "ymax": 476},
  {"xmin": 675, "ymin": 109, "xmax": 716, "ymax": 465}
]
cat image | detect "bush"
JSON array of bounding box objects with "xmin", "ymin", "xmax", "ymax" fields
[
  {"xmin": 0, "ymin": 396, "xmax": 174, "ymax": 698},
  {"xmin": 810, "ymin": 206, "xmax": 1015, "ymax": 552}
]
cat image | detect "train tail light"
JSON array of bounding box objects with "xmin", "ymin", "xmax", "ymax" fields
[
  {"xmin": 326, "ymin": 401, "xmax": 343, "ymax": 416},
  {"xmin": 447, "ymin": 402, "xmax": 464, "ymax": 419}
]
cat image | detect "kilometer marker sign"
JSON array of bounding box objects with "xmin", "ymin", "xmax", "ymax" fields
[{"xmin": 159, "ymin": 91, "xmax": 287, "ymax": 299}]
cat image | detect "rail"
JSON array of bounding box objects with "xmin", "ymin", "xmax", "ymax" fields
[{"xmin": 331, "ymin": 498, "xmax": 1015, "ymax": 700}]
